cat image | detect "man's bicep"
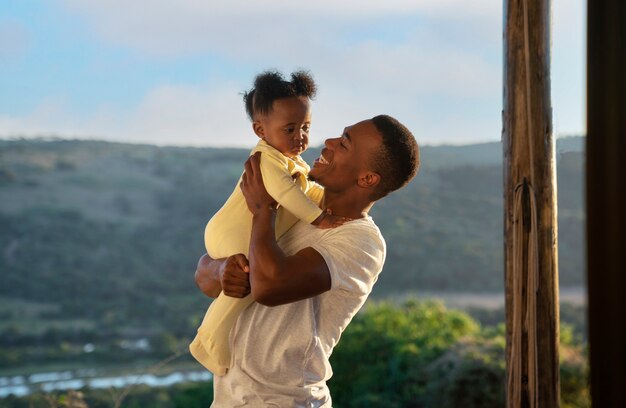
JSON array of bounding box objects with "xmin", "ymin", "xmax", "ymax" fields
[{"xmin": 252, "ymin": 247, "xmax": 331, "ymax": 306}]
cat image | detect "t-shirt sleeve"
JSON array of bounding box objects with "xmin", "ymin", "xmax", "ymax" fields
[
  {"xmin": 311, "ymin": 221, "xmax": 386, "ymax": 297},
  {"xmin": 259, "ymin": 152, "xmax": 324, "ymax": 224}
]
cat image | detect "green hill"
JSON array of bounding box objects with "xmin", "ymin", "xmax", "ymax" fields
[{"xmin": 0, "ymin": 137, "xmax": 584, "ymax": 369}]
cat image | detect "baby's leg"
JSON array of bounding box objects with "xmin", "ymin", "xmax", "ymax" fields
[{"xmin": 189, "ymin": 292, "xmax": 255, "ymax": 376}]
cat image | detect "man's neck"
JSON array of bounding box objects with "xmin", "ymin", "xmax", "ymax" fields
[{"xmin": 321, "ymin": 190, "xmax": 374, "ymax": 220}]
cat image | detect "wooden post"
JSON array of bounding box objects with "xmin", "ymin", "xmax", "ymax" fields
[
  {"xmin": 503, "ymin": 0, "xmax": 560, "ymax": 407},
  {"xmin": 586, "ymin": 0, "xmax": 626, "ymax": 406}
]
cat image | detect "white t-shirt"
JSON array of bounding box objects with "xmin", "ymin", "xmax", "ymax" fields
[{"xmin": 211, "ymin": 216, "xmax": 386, "ymax": 408}]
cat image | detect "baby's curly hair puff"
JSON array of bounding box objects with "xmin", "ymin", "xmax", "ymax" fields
[{"xmin": 243, "ymin": 70, "xmax": 317, "ymax": 121}]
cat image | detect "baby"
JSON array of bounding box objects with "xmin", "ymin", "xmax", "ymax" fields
[{"xmin": 189, "ymin": 70, "xmax": 344, "ymax": 376}]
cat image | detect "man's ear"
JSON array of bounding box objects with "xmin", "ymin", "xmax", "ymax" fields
[
  {"xmin": 358, "ymin": 171, "xmax": 381, "ymax": 189},
  {"xmin": 252, "ymin": 120, "xmax": 264, "ymax": 139}
]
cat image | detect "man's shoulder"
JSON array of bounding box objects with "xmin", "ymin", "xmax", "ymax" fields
[
  {"xmin": 308, "ymin": 216, "xmax": 386, "ymax": 258},
  {"xmin": 331, "ymin": 216, "xmax": 383, "ymax": 242},
  {"xmin": 293, "ymin": 215, "xmax": 381, "ymax": 237},
  {"xmin": 284, "ymin": 217, "xmax": 384, "ymax": 250},
  {"xmin": 312, "ymin": 217, "xmax": 386, "ymax": 294}
]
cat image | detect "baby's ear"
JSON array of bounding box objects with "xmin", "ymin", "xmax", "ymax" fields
[{"xmin": 252, "ymin": 121, "xmax": 264, "ymax": 138}]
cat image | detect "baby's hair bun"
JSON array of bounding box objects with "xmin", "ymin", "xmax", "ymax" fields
[{"xmin": 243, "ymin": 69, "xmax": 318, "ymax": 120}]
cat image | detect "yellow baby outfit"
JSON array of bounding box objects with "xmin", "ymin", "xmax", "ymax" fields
[{"xmin": 189, "ymin": 139, "xmax": 324, "ymax": 376}]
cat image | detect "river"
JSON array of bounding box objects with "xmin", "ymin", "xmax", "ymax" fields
[{"xmin": 0, "ymin": 369, "xmax": 212, "ymax": 398}]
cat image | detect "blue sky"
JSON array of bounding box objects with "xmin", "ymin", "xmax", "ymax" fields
[{"xmin": 0, "ymin": 0, "xmax": 585, "ymax": 147}]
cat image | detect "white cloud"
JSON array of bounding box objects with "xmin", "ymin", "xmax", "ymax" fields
[
  {"xmin": 57, "ymin": 0, "xmax": 500, "ymax": 57},
  {"xmin": 0, "ymin": 11, "xmax": 503, "ymax": 148},
  {"xmin": 125, "ymin": 84, "xmax": 251, "ymax": 146},
  {"xmin": 1, "ymin": 84, "xmax": 258, "ymax": 147},
  {"xmin": 0, "ymin": 41, "xmax": 503, "ymax": 147},
  {"xmin": 325, "ymin": 40, "xmax": 499, "ymax": 97},
  {"xmin": 0, "ymin": 97, "xmax": 79, "ymax": 137},
  {"xmin": 60, "ymin": 1, "xmax": 498, "ymax": 20},
  {"xmin": 3, "ymin": 0, "xmax": 507, "ymax": 146},
  {"xmin": 2, "ymin": 0, "xmax": 583, "ymax": 146}
]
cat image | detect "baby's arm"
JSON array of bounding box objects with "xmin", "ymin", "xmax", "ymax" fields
[
  {"xmin": 259, "ymin": 153, "xmax": 349, "ymax": 229},
  {"xmin": 302, "ymin": 175, "xmax": 350, "ymax": 228},
  {"xmin": 258, "ymin": 152, "xmax": 324, "ymax": 224}
]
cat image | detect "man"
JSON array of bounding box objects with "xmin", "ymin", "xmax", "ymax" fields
[{"xmin": 195, "ymin": 115, "xmax": 420, "ymax": 407}]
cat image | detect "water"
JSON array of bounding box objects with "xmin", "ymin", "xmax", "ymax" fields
[{"xmin": 0, "ymin": 369, "xmax": 212, "ymax": 398}]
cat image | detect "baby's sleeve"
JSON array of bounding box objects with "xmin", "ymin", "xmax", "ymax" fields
[
  {"xmin": 259, "ymin": 153, "xmax": 324, "ymax": 224},
  {"xmin": 305, "ymin": 181, "xmax": 325, "ymax": 207}
]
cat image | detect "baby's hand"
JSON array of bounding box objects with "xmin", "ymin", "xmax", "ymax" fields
[{"xmin": 313, "ymin": 209, "xmax": 351, "ymax": 229}]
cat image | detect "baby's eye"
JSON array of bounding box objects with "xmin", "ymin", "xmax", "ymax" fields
[
  {"xmin": 302, "ymin": 125, "xmax": 310, "ymax": 133},
  {"xmin": 285, "ymin": 127, "xmax": 295, "ymax": 134}
]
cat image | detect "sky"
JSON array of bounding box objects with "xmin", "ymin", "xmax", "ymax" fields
[{"xmin": 0, "ymin": 0, "xmax": 585, "ymax": 148}]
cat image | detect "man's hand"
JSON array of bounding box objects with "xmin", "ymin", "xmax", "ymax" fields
[
  {"xmin": 218, "ymin": 254, "xmax": 251, "ymax": 298},
  {"xmin": 240, "ymin": 152, "xmax": 277, "ymax": 215},
  {"xmin": 194, "ymin": 253, "xmax": 251, "ymax": 298}
]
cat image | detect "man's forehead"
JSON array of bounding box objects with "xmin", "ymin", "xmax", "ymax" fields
[{"xmin": 344, "ymin": 120, "xmax": 381, "ymax": 142}]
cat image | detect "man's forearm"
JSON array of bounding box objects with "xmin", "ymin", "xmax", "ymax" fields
[
  {"xmin": 248, "ymin": 208, "xmax": 288, "ymax": 298},
  {"xmin": 240, "ymin": 151, "xmax": 331, "ymax": 306},
  {"xmin": 247, "ymin": 207, "xmax": 332, "ymax": 306},
  {"xmin": 194, "ymin": 253, "xmax": 223, "ymax": 298}
]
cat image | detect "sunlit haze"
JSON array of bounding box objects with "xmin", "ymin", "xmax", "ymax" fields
[{"xmin": 0, "ymin": 0, "xmax": 585, "ymax": 147}]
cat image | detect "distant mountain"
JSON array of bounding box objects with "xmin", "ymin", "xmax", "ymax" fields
[
  {"xmin": 0, "ymin": 137, "xmax": 584, "ymax": 340},
  {"xmin": 555, "ymin": 135, "xmax": 585, "ymax": 154}
]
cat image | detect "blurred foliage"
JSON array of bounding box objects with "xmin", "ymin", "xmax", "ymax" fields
[
  {"xmin": 328, "ymin": 300, "xmax": 588, "ymax": 408},
  {"xmin": 329, "ymin": 300, "xmax": 480, "ymax": 407},
  {"xmin": 1, "ymin": 300, "xmax": 589, "ymax": 407},
  {"xmin": 0, "ymin": 304, "xmax": 588, "ymax": 406}
]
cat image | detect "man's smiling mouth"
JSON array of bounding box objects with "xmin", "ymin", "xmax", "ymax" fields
[{"xmin": 315, "ymin": 153, "xmax": 329, "ymax": 165}]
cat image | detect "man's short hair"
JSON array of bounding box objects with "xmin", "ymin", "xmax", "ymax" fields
[
  {"xmin": 243, "ymin": 70, "xmax": 317, "ymax": 121},
  {"xmin": 369, "ymin": 115, "xmax": 420, "ymax": 200}
]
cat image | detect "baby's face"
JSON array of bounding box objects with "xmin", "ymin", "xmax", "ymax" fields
[{"xmin": 254, "ymin": 96, "xmax": 312, "ymax": 158}]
